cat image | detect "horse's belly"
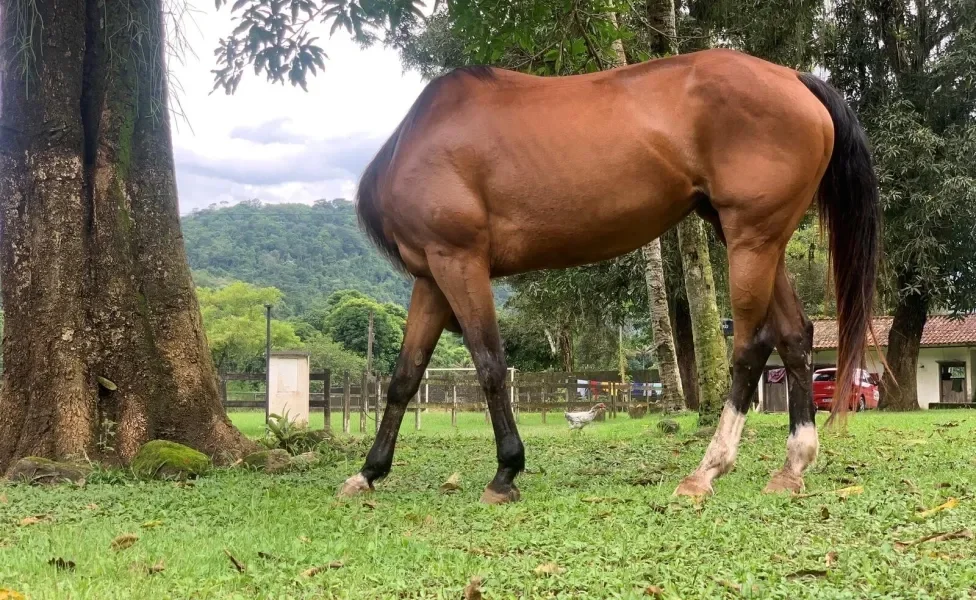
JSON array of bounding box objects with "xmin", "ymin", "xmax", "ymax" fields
[{"xmin": 486, "ymin": 179, "xmax": 695, "ymax": 276}]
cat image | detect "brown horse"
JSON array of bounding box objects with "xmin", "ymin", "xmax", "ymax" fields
[{"xmin": 339, "ymin": 48, "xmax": 879, "ymax": 503}]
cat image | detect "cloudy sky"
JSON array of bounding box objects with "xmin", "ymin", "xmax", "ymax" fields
[{"xmin": 170, "ymin": 1, "xmax": 427, "ymax": 213}]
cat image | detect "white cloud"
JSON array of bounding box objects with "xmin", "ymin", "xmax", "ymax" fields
[{"xmin": 170, "ymin": 0, "xmax": 426, "ymax": 213}]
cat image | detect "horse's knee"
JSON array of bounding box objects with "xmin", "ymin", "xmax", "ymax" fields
[{"xmin": 473, "ymin": 349, "xmax": 507, "ymax": 397}]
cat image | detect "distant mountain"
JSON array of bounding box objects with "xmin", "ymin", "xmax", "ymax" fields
[{"xmin": 182, "ymin": 199, "xmax": 510, "ymax": 314}]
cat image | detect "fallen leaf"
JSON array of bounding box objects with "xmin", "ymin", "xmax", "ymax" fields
[
  {"xmin": 141, "ymin": 520, "xmax": 164, "ymax": 529},
  {"xmin": 463, "ymin": 576, "xmax": 484, "ymax": 600},
  {"xmin": 440, "ymin": 472, "xmax": 462, "ymax": 493},
  {"xmin": 48, "ymin": 557, "xmax": 76, "ymax": 571},
  {"xmin": 111, "ymin": 533, "xmax": 139, "ymax": 551},
  {"xmin": 581, "ymin": 496, "xmax": 620, "ymax": 503},
  {"xmin": 363, "ymin": 499, "xmax": 378, "ymax": 509},
  {"xmin": 18, "ymin": 514, "xmax": 50, "ymax": 526},
  {"xmin": 644, "ymin": 585, "xmax": 665, "ymax": 597},
  {"xmin": 820, "ymin": 506, "xmax": 830, "ymax": 520},
  {"xmin": 148, "ymin": 559, "xmax": 166, "ymax": 575},
  {"xmin": 787, "ymin": 568, "xmax": 828, "ymax": 579},
  {"xmin": 715, "ymin": 579, "xmax": 741, "ymax": 592},
  {"xmin": 918, "ymin": 497, "xmax": 959, "ymax": 518},
  {"xmin": 836, "ymin": 485, "xmax": 864, "ymax": 498},
  {"xmin": 825, "ymin": 551, "xmax": 838, "ymax": 567},
  {"xmin": 224, "ymin": 549, "xmax": 246, "ymax": 573},
  {"xmin": 902, "ymin": 479, "xmax": 920, "ymax": 493},
  {"xmin": 0, "ymin": 589, "xmax": 26, "ymax": 600},
  {"xmin": 86, "ymin": 503, "xmax": 99, "ymax": 511},
  {"xmin": 935, "ymin": 482, "xmax": 953, "ymax": 489},
  {"xmin": 895, "ymin": 528, "xmax": 974, "ymax": 550},
  {"xmin": 299, "ymin": 536, "xmax": 311, "ymax": 544},
  {"xmin": 257, "ymin": 551, "xmax": 282, "ymax": 561},
  {"xmin": 302, "ymin": 561, "xmax": 344, "ymax": 577},
  {"xmin": 534, "ymin": 562, "xmax": 565, "ymax": 576}
]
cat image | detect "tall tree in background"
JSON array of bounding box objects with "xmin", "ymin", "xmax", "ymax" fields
[
  {"xmin": 0, "ymin": 0, "xmax": 255, "ymax": 471},
  {"xmin": 821, "ymin": 0, "xmax": 976, "ymax": 410}
]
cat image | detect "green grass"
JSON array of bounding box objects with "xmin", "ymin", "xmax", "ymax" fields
[{"xmin": 2, "ymin": 410, "xmax": 976, "ymax": 599}]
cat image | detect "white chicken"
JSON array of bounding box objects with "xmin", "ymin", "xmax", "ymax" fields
[{"xmin": 565, "ymin": 403, "xmax": 607, "ymax": 431}]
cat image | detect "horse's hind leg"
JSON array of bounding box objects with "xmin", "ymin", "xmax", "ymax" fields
[
  {"xmin": 763, "ymin": 264, "xmax": 817, "ymax": 493},
  {"xmin": 674, "ymin": 242, "xmax": 780, "ymax": 497},
  {"xmin": 427, "ymin": 252, "xmax": 524, "ymax": 504},
  {"xmin": 338, "ymin": 277, "xmax": 451, "ymax": 497}
]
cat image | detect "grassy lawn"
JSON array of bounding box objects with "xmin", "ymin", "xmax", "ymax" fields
[{"xmin": 2, "ymin": 410, "xmax": 976, "ymax": 599}]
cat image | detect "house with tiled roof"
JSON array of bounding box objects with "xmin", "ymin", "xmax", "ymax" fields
[{"xmin": 760, "ymin": 314, "xmax": 976, "ymax": 411}]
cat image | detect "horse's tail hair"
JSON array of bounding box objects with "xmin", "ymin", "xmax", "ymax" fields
[
  {"xmin": 355, "ymin": 123, "xmax": 410, "ymax": 275},
  {"xmin": 798, "ymin": 72, "xmax": 883, "ymax": 427}
]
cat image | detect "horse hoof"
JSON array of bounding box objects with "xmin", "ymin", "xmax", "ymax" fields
[
  {"xmin": 763, "ymin": 470, "xmax": 804, "ymax": 494},
  {"xmin": 480, "ymin": 485, "xmax": 520, "ymax": 504},
  {"xmin": 337, "ymin": 473, "xmax": 372, "ymax": 498},
  {"xmin": 673, "ymin": 475, "xmax": 713, "ymax": 498}
]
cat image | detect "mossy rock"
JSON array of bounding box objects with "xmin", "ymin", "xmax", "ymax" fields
[
  {"xmin": 242, "ymin": 449, "xmax": 293, "ymax": 474},
  {"xmin": 695, "ymin": 426, "xmax": 717, "ymax": 439},
  {"xmin": 657, "ymin": 419, "xmax": 680, "ymax": 434},
  {"xmin": 289, "ymin": 451, "xmax": 321, "ymax": 471},
  {"xmin": 6, "ymin": 457, "xmax": 92, "ymax": 485},
  {"xmin": 131, "ymin": 441, "xmax": 210, "ymax": 480}
]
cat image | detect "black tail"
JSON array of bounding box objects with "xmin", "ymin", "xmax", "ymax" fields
[
  {"xmin": 798, "ymin": 73, "xmax": 882, "ymax": 426},
  {"xmin": 355, "ymin": 123, "xmax": 409, "ymax": 275}
]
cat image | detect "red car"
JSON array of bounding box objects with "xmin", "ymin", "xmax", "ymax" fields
[{"xmin": 812, "ymin": 367, "xmax": 879, "ymax": 412}]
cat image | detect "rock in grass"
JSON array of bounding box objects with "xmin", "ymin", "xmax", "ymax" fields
[
  {"xmin": 289, "ymin": 452, "xmax": 320, "ymax": 471},
  {"xmin": 6, "ymin": 457, "xmax": 91, "ymax": 485},
  {"xmin": 694, "ymin": 426, "xmax": 717, "ymax": 439},
  {"xmin": 657, "ymin": 419, "xmax": 680, "ymax": 435},
  {"xmin": 242, "ymin": 449, "xmax": 293, "ymax": 474},
  {"xmin": 131, "ymin": 441, "xmax": 210, "ymax": 480}
]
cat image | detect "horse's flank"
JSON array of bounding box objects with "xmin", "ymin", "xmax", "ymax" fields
[{"xmin": 356, "ymin": 48, "xmax": 827, "ymax": 280}]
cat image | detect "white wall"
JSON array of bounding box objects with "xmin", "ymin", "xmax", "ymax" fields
[{"xmin": 762, "ymin": 345, "xmax": 975, "ymax": 409}]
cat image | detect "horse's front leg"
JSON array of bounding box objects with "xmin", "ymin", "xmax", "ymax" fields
[{"xmin": 338, "ymin": 278, "xmax": 450, "ymax": 498}]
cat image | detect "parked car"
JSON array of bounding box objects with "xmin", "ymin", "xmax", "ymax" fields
[{"xmin": 812, "ymin": 367, "xmax": 879, "ymax": 412}]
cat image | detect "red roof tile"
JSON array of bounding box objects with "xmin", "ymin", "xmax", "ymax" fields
[{"xmin": 811, "ymin": 315, "xmax": 976, "ymax": 350}]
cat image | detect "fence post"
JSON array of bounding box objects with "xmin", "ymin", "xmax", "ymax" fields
[
  {"xmin": 451, "ymin": 384, "xmax": 458, "ymax": 428},
  {"xmin": 414, "ymin": 390, "xmax": 421, "ymax": 430},
  {"xmin": 424, "ymin": 372, "xmax": 429, "ymax": 414},
  {"xmin": 219, "ymin": 375, "xmax": 227, "ymax": 406},
  {"xmin": 360, "ymin": 372, "xmax": 368, "ymax": 433},
  {"xmin": 374, "ymin": 375, "xmax": 381, "ymax": 434},
  {"xmin": 323, "ymin": 371, "xmax": 332, "ymax": 432},
  {"xmin": 541, "ymin": 383, "xmax": 548, "ymax": 424},
  {"xmin": 342, "ymin": 371, "xmax": 351, "ymax": 434}
]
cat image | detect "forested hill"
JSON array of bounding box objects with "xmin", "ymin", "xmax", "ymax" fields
[{"xmin": 182, "ymin": 200, "xmax": 413, "ymax": 311}]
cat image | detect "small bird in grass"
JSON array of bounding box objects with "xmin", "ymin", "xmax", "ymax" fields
[{"xmin": 565, "ymin": 403, "xmax": 607, "ymax": 431}]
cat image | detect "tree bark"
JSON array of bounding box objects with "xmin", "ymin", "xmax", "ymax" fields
[
  {"xmin": 642, "ymin": 243, "xmax": 684, "ymax": 412},
  {"xmin": 678, "ymin": 218, "xmax": 731, "ymax": 426},
  {"xmin": 0, "ymin": 0, "xmax": 256, "ymax": 471},
  {"xmin": 558, "ymin": 326, "xmax": 575, "ymax": 372},
  {"xmin": 646, "ymin": 0, "xmax": 678, "ymax": 55},
  {"xmin": 671, "ymin": 289, "xmax": 700, "ymax": 410},
  {"xmin": 879, "ymin": 285, "xmax": 928, "ymax": 411}
]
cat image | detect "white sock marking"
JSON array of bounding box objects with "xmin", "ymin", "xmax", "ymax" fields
[
  {"xmin": 692, "ymin": 403, "xmax": 747, "ymax": 483},
  {"xmin": 783, "ymin": 423, "xmax": 819, "ymax": 475}
]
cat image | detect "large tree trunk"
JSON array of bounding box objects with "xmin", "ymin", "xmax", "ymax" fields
[
  {"xmin": 642, "ymin": 243, "xmax": 684, "ymax": 411},
  {"xmin": 0, "ymin": 0, "xmax": 256, "ymax": 471},
  {"xmin": 879, "ymin": 285, "xmax": 928, "ymax": 411},
  {"xmin": 558, "ymin": 325, "xmax": 574, "ymax": 372},
  {"xmin": 678, "ymin": 218, "xmax": 731, "ymax": 426},
  {"xmin": 671, "ymin": 290, "xmax": 700, "ymax": 410}
]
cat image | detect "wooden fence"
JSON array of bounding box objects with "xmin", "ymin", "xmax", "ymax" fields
[{"xmin": 220, "ymin": 369, "xmax": 663, "ymax": 431}]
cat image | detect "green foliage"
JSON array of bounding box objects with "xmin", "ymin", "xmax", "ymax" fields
[
  {"xmin": 130, "ymin": 441, "xmax": 211, "ymax": 480},
  {"xmin": 259, "ymin": 412, "xmax": 329, "ymax": 455},
  {"xmin": 197, "ymin": 281, "xmax": 303, "ymax": 372},
  {"xmin": 323, "ymin": 296, "xmax": 404, "ymax": 373},
  {"xmin": 183, "ymin": 200, "xmax": 414, "ymax": 311}
]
